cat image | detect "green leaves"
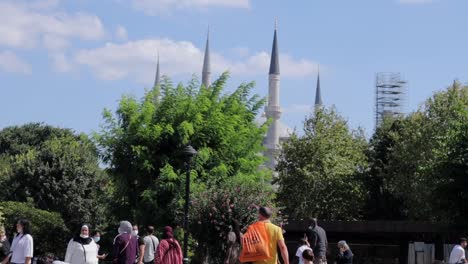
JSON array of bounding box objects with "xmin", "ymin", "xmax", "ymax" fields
[
  {"xmin": 276, "ymin": 107, "xmax": 367, "ymax": 221},
  {"xmin": 0, "ymin": 123, "xmax": 105, "ymax": 231},
  {"xmin": 364, "ymin": 82, "xmax": 468, "ymax": 222},
  {"xmin": 97, "ymin": 73, "xmax": 269, "ymax": 227}
]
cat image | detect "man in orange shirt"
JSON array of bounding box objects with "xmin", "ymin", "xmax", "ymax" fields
[{"xmin": 253, "ymin": 207, "xmax": 289, "ymax": 264}]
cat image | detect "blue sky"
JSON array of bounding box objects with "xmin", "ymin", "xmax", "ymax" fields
[{"xmin": 1, "ymin": 0, "xmax": 467, "ymax": 137}]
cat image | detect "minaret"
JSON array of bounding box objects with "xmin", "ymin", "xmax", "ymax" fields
[
  {"xmin": 154, "ymin": 53, "xmax": 160, "ymax": 87},
  {"xmin": 153, "ymin": 53, "xmax": 161, "ymax": 104},
  {"xmin": 202, "ymin": 28, "xmax": 211, "ymax": 88},
  {"xmin": 314, "ymin": 65, "xmax": 323, "ymax": 109},
  {"xmin": 264, "ymin": 20, "xmax": 281, "ymax": 170}
]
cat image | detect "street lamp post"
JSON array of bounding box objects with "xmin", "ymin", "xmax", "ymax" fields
[{"xmin": 183, "ymin": 145, "xmax": 197, "ymax": 264}]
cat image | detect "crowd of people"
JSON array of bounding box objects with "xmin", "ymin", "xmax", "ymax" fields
[
  {"xmin": 0, "ymin": 219, "xmax": 183, "ymax": 264},
  {"xmin": 3, "ymin": 209, "xmax": 467, "ymax": 264},
  {"xmin": 0, "ymin": 209, "xmax": 351, "ymax": 264}
]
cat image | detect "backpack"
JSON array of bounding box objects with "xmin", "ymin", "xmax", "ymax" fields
[{"xmin": 239, "ymin": 222, "xmax": 271, "ymax": 263}]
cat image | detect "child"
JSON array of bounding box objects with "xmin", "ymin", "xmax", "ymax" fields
[
  {"xmin": 295, "ymin": 238, "xmax": 312, "ymax": 264},
  {"xmin": 302, "ymin": 249, "xmax": 315, "ymax": 264}
]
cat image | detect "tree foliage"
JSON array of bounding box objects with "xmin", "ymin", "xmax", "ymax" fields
[
  {"xmin": 189, "ymin": 176, "xmax": 279, "ymax": 263},
  {"xmin": 96, "ymin": 73, "xmax": 270, "ymax": 227},
  {"xmin": 364, "ymin": 82, "xmax": 468, "ymax": 222},
  {"xmin": 0, "ymin": 123, "xmax": 106, "ymax": 230},
  {"xmin": 0, "ymin": 201, "xmax": 69, "ymax": 256},
  {"xmin": 276, "ymin": 107, "xmax": 368, "ymax": 220}
]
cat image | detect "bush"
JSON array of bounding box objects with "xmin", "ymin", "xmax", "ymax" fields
[
  {"xmin": 189, "ymin": 177, "xmax": 283, "ymax": 263},
  {"xmin": 0, "ymin": 201, "xmax": 70, "ymax": 256}
]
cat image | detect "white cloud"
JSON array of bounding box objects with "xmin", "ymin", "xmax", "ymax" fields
[
  {"xmin": 43, "ymin": 34, "xmax": 69, "ymax": 50},
  {"xmin": 398, "ymin": 0, "xmax": 435, "ymax": 4},
  {"xmin": 0, "ymin": 50, "xmax": 32, "ymax": 74},
  {"xmin": 0, "ymin": 0, "xmax": 106, "ymax": 49},
  {"xmin": 74, "ymin": 38, "xmax": 318, "ymax": 83},
  {"xmin": 132, "ymin": 0, "xmax": 251, "ymax": 15},
  {"xmin": 115, "ymin": 25, "xmax": 128, "ymax": 41},
  {"xmin": 50, "ymin": 52, "xmax": 73, "ymax": 72}
]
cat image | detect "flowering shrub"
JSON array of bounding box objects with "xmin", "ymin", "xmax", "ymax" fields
[{"xmin": 189, "ymin": 177, "xmax": 284, "ymax": 263}]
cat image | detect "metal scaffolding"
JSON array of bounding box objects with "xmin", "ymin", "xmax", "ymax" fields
[{"xmin": 375, "ymin": 72, "xmax": 406, "ymax": 128}]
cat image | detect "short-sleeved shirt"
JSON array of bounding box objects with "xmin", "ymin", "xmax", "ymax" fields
[
  {"xmin": 253, "ymin": 221, "xmax": 284, "ymax": 264},
  {"xmin": 296, "ymin": 245, "xmax": 312, "ymax": 264},
  {"xmin": 143, "ymin": 235, "xmax": 159, "ymax": 262},
  {"xmin": 449, "ymin": 245, "xmax": 466, "ymax": 264},
  {"xmin": 10, "ymin": 234, "xmax": 33, "ymax": 264}
]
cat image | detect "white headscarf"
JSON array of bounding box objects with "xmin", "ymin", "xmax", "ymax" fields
[
  {"xmin": 118, "ymin": 221, "xmax": 132, "ymax": 234},
  {"xmin": 80, "ymin": 225, "xmax": 89, "ymax": 238}
]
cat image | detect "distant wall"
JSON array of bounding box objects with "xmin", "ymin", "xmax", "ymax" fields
[{"xmin": 283, "ymin": 220, "xmax": 459, "ymax": 264}]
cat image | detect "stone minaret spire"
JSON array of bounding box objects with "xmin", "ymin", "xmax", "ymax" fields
[
  {"xmin": 265, "ymin": 20, "xmax": 281, "ymax": 170},
  {"xmin": 314, "ymin": 65, "xmax": 323, "ymax": 108},
  {"xmin": 154, "ymin": 52, "xmax": 160, "ymax": 87},
  {"xmin": 202, "ymin": 28, "xmax": 211, "ymax": 88},
  {"xmin": 153, "ymin": 52, "xmax": 161, "ymax": 104}
]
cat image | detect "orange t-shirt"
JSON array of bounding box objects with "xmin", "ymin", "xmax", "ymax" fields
[{"xmin": 253, "ymin": 221, "xmax": 284, "ymax": 264}]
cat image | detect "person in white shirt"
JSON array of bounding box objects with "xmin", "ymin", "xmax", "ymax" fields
[
  {"xmin": 143, "ymin": 226, "xmax": 159, "ymax": 264},
  {"xmin": 64, "ymin": 225, "xmax": 99, "ymax": 264},
  {"xmin": 449, "ymin": 237, "xmax": 468, "ymax": 264},
  {"xmin": 295, "ymin": 238, "xmax": 312, "ymax": 264},
  {"xmin": 2, "ymin": 219, "xmax": 34, "ymax": 264}
]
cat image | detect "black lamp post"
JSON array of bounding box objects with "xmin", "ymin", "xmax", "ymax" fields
[{"xmin": 183, "ymin": 145, "xmax": 197, "ymax": 264}]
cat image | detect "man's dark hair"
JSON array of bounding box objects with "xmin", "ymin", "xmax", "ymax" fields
[
  {"xmin": 147, "ymin": 226, "xmax": 155, "ymax": 234},
  {"xmin": 259, "ymin": 207, "xmax": 272, "ymax": 219},
  {"xmin": 302, "ymin": 249, "xmax": 314, "ymax": 261},
  {"xmin": 307, "ymin": 217, "xmax": 318, "ymax": 227},
  {"xmin": 459, "ymin": 237, "xmax": 467, "ymax": 244},
  {"xmin": 92, "ymin": 230, "xmax": 101, "ymax": 237},
  {"xmin": 299, "ymin": 238, "xmax": 308, "ymax": 246},
  {"xmin": 17, "ymin": 219, "xmax": 31, "ymax": 235}
]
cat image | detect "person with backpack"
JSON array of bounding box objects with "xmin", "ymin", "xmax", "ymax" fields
[
  {"xmin": 154, "ymin": 226, "xmax": 182, "ymax": 264},
  {"xmin": 142, "ymin": 226, "xmax": 159, "ymax": 264},
  {"xmin": 239, "ymin": 207, "xmax": 289, "ymax": 264}
]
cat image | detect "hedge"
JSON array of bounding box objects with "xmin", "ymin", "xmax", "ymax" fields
[{"xmin": 0, "ymin": 201, "xmax": 70, "ymax": 256}]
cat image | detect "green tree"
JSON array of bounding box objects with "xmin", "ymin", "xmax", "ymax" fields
[
  {"xmin": 365, "ymin": 81, "xmax": 468, "ymax": 222},
  {"xmin": 97, "ymin": 73, "xmax": 269, "ymax": 227},
  {"xmin": 363, "ymin": 118, "xmax": 408, "ymax": 220},
  {"xmin": 1, "ymin": 201, "xmax": 69, "ymax": 256},
  {"xmin": 189, "ymin": 176, "xmax": 279, "ymax": 263},
  {"xmin": 0, "ymin": 123, "xmax": 106, "ymax": 230},
  {"xmin": 276, "ymin": 107, "xmax": 368, "ymax": 220}
]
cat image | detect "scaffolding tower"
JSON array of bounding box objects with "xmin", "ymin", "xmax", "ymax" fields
[{"xmin": 375, "ymin": 72, "xmax": 406, "ymax": 128}]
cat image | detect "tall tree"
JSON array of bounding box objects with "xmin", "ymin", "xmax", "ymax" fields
[
  {"xmin": 276, "ymin": 107, "xmax": 368, "ymax": 220},
  {"xmin": 96, "ymin": 73, "xmax": 269, "ymax": 226},
  {"xmin": 365, "ymin": 81, "xmax": 468, "ymax": 222},
  {"xmin": 0, "ymin": 123, "xmax": 106, "ymax": 230}
]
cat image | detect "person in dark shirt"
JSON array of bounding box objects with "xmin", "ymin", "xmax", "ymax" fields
[
  {"xmin": 305, "ymin": 218, "xmax": 328, "ymax": 264},
  {"xmin": 132, "ymin": 225, "xmax": 145, "ymax": 264},
  {"xmin": 336, "ymin": 241, "xmax": 353, "ymax": 264},
  {"xmin": 0, "ymin": 227, "xmax": 11, "ymax": 263}
]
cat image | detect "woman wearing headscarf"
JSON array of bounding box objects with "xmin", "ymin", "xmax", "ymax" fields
[
  {"xmin": 64, "ymin": 225, "xmax": 99, "ymax": 264},
  {"xmin": 154, "ymin": 226, "xmax": 183, "ymax": 264},
  {"xmin": 112, "ymin": 221, "xmax": 138, "ymax": 264}
]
